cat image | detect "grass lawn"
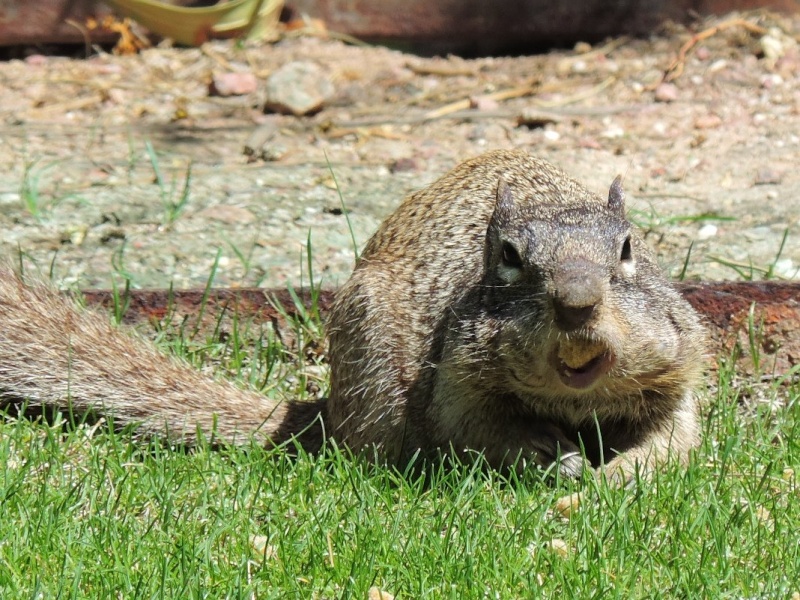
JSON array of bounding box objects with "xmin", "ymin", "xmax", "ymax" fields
[{"xmin": 0, "ymin": 307, "xmax": 798, "ymax": 599}]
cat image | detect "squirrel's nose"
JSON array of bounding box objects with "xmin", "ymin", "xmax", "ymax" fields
[
  {"xmin": 552, "ymin": 299, "xmax": 596, "ymax": 331},
  {"xmin": 551, "ymin": 258, "xmax": 603, "ymax": 331}
]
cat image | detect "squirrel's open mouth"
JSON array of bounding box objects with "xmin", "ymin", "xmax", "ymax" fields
[
  {"xmin": 555, "ymin": 353, "xmax": 614, "ymax": 389},
  {"xmin": 550, "ymin": 341, "xmax": 615, "ymax": 390}
]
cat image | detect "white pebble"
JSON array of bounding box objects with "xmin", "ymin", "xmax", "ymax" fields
[
  {"xmin": 0, "ymin": 193, "xmax": 21, "ymax": 204},
  {"xmin": 571, "ymin": 60, "xmax": 587, "ymax": 73},
  {"xmin": 697, "ymin": 224, "xmax": 717, "ymax": 240},
  {"xmin": 773, "ymin": 258, "xmax": 796, "ymax": 279},
  {"xmin": 543, "ymin": 130, "xmax": 561, "ymax": 141},
  {"xmin": 602, "ymin": 125, "xmax": 625, "ymax": 138},
  {"xmin": 709, "ymin": 59, "xmax": 727, "ymax": 72}
]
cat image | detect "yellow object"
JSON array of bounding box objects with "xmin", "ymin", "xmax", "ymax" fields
[
  {"xmin": 104, "ymin": 0, "xmax": 284, "ymax": 46},
  {"xmin": 557, "ymin": 339, "xmax": 606, "ymax": 369}
]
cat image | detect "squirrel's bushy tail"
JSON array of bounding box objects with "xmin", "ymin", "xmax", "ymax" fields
[{"xmin": 0, "ymin": 266, "xmax": 325, "ymax": 449}]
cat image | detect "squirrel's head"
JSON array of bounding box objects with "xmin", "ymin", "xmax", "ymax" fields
[
  {"xmin": 483, "ymin": 174, "xmax": 635, "ymax": 311},
  {"xmin": 481, "ymin": 174, "xmax": 688, "ymax": 396}
]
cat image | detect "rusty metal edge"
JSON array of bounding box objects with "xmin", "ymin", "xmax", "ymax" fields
[{"xmin": 79, "ymin": 281, "xmax": 800, "ymax": 375}]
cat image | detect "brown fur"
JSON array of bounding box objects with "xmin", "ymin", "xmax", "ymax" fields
[
  {"xmin": 0, "ymin": 265, "xmax": 325, "ymax": 451},
  {"xmin": 0, "ymin": 150, "xmax": 707, "ymax": 479}
]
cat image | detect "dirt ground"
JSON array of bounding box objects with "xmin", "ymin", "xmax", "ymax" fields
[{"xmin": 0, "ymin": 11, "xmax": 798, "ymax": 290}]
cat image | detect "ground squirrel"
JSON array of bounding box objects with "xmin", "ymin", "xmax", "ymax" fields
[{"xmin": 0, "ymin": 150, "xmax": 707, "ymax": 480}]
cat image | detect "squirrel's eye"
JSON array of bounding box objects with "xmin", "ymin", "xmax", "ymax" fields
[
  {"xmin": 620, "ymin": 236, "xmax": 632, "ymax": 262},
  {"xmin": 501, "ymin": 242, "xmax": 523, "ymax": 269}
]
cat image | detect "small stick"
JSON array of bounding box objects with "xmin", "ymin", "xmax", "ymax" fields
[
  {"xmin": 422, "ymin": 77, "xmax": 615, "ymax": 121},
  {"xmin": 662, "ymin": 18, "xmax": 767, "ymax": 83},
  {"xmin": 423, "ymin": 84, "xmax": 538, "ymax": 120}
]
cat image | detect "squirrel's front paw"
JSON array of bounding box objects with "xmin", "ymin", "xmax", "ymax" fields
[
  {"xmin": 529, "ymin": 424, "xmax": 586, "ymax": 479},
  {"xmin": 556, "ymin": 450, "xmax": 587, "ymax": 479}
]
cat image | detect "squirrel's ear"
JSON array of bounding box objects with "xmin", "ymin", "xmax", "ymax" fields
[
  {"xmin": 488, "ymin": 178, "xmax": 515, "ymax": 235},
  {"xmin": 486, "ymin": 179, "xmax": 513, "ymax": 251},
  {"xmin": 485, "ymin": 179, "xmax": 516, "ymax": 275},
  {"xmin": 495, "ymin": 178, "xmax": 515, "ymax": 216},
  {"xmin": 608, "ymin": 175, "xmax": 625, "ymax": 213}
]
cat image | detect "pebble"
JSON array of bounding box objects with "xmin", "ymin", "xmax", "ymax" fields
[
  {"xmin": 209, "ymin": 72, "xmax": 258, "ymax": 97},
  {"xmin": 570, "ymin": 59, "xmax": 587, "ymax": 73},
  {"xmin": 517, "ymin": 108, "xmax": 561, "ymax": 129},
  {"xmin": 544, "ymin": 539, "xmax": 569, "ymax": 558},
  {"xmin": 761, "ymin": 27, "xmax": 798, "ymax": 61},
  {"xmin": 773, "ymin": 258, "xmax": 796, "ymax": 279},
  {"xmin": 264, "ymin": 61, "xmax": 335, "ymax": 116},
  {"xmin": 573, "ymin": 41, "xmax": 592, "ymax": 53},
  {"xmin": 0, "ymin": 192, "xmax": 20, "ymax": 204},
  {"xmin": 654, "ymin": 82, "xmax": 678, "ymax": 103},
  {"xmin": 697, "ymin": 223, "xmax": 718, "ymax": 240},
  {"xmin": 708, "ymin": 59, "xmax": 727, "ymax": 72},
  {"xmin": 543, "ymin": 129, "xmax": 561, "ymax": 142},
  {"xmin": 652, "ymin": 122, "xmax": 668, "ymax": 136},
  {"xmin": 694, "ymin": 114, "xmax": 722, "ymax": 130},
  {"xmin": 24, "ymin": 54, "xmax": 47, "ymax": 66},
  {"xmin": 761, "ymin": 74, "xmax": 784, "ymax": 89},
  {"xmin": 602, "ymin": 125, "xmax": 625, "ymax": 138},
  {"xmin": 389, "ymin": 157, "xmax": 418, "ymax": 173},
  {"xmin": 554, "ymin": 491, "xmax": 582, "ymax": 517}
]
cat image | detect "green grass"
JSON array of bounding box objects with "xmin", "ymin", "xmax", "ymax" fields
[
  {"xmin": 1, "ymin": 312, "xmax": 798, "ymax": 600},
  {"xmin": 18, "ymin": 157, "xmax": 84, "ymax": 222},
  {"xmin": 144, "ymin": 141, "xmax": 193, "ymax": 228},
  {"xmin": 708, "ymin": 228, "xmax": 793, "ymax": 281}
]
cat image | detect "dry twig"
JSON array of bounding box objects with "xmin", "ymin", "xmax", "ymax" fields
[
  {"xmin": 423, "ymin": 84, "xmax": 538, "ymax": 120},
  {"xmin": 406, "ymin": 62, "xmax": 478, "ymax": 77},
  {"xmin": 422, "ymin": 76, "xmax": 615, "ymax": 121},
  {"xmin": 662, "ymin": 18, "xmax": 767, "ymax": 83}
]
